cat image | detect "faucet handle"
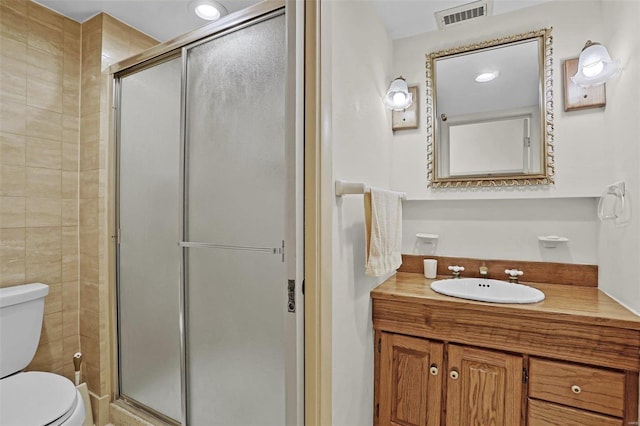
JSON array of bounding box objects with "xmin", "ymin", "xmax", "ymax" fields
[
  {"xmin": 505, "ymin": 269, "xmax": 524, "ymax": 283},
  {"xmin": 448, "ymin": 265, "xmax": 464, "ymax": 278}
]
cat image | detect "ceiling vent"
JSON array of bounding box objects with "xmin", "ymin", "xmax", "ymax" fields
[{"xmin": 435, "ymin": 0, "xmax": 493, "ymax": 30}]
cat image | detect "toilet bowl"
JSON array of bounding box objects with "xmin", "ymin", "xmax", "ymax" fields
[
  {"xmin": 0, "ymin": 283, "xmax": 86, "ymax": 426},
  {"xmin": 0, "ymin": 372, "xmax": 85, "ymax": 426}
]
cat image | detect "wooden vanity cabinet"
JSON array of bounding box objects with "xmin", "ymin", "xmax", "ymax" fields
[
  {"xmin": 377, "ymin": 333, "xmax": 443, "ymax": 426},
  {"xmin": 372, "ymin": 273, "xmax": 640, "ymax": 426},
  {"xmin": 445, "ymin": 345, "xmax": 522, "ymax": 426}
]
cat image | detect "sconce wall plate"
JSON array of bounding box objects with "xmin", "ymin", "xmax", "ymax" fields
[
  {"xmin": 563, "ymin": 58, "xmax": 605, "ymax": 111},
  {"xmin": 392, "ymin": 86, "xmax": 419, "ymax": 130}
]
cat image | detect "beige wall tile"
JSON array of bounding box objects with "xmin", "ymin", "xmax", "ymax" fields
[
  {"xmin": 26, "ymin": 197, "xmax": 61, "ymax": 227},
  {"xmin": 80, "ymin": 226, "xmax": 98, "ymax": 258},
  {"xmin": 41, "ymin": 311, "xmax": 63, "ymax": 344},
  {"xmin": 0, "ymin": 196, "xmax": 25, "ymax": 227},
  {"xmin": 0, "ymin": 4, "xmax": 27, "ymax": 43},
  {"xmin": 80, "ymin": 112, "xmax": 100, "ymax": 145},
  {"xmin": 62, "ymin": 225, "xmax": 78, "ymax": 255},
  {"xmin": 29, "ymin": 339, "xmax": 63, "ymax": 371},
  {"xmin": 44, "ymin": 281, "xmax": 62, "ymax": 314},
  {"xmin": 27, "ymin": 1, "xmax": 64, "ymax": 31},
  {"xmin": 0, "ymin": 62, "xmax": 27, "ymax": 103},
  {"xmin": 0, "ymin": 227, "xmax": 25, "ymax": 259},
  {"xmin": 0, "ymin": 0, "xmax": 82, "ymax": 377},
  {"xmin": 0, "ymin": 100, "xmax": 26, "ymax": 134},
  {"xmin": 80, "ymin": 252, "xmax": 99, "ymax": 283},
  {"xmin": 63, "ymin": 114, "xmax": 79, "ymax": 143},
  {"xmin": 26, "ymin": 106, "xmax": 62, "ymax": 140},
  {"xmin": 79, "ymin": 198, "xmax": 98, "ymax": 227},
  {"xmin": 0, "ymin": 256, "xmax": 25, "ymax": 287},
  {"xmin": 27, "ymin": 77, "xmax": 63, "ymax": 113},
  {"xmin": 0, "ymin": 164, "xmax": 26, "ymax": 196},
  {"xmin": 62, "ymin": 198, "xmax": 78, "ymax": 226},
  {"xmin": 26, "ymin": 226, "xmax": 61, "ymax": 258},
  {"xmin": 62, "ymin": 307, "xmax": 78, "ymax": 338},
  {"xmin": 26, "ymin": 166, "xmax": 61, "ymax": 197},
  {"xmin": 27, "ymin": 46, "xmax": 63, "ymax": 83},
  {"xmin": 0, "ymin": 37, "xmax": 27, "ymax": 64},
  {"xmin": 86, "ymin": 364, "xmax": 101, "ymax": 396},
  {"xmin": 80, "ymin": 141, "xmax": 99, "ymax": 171},
  {"xmin": 62, "ymin": 142, "xmax": 79, "ymax": 171},
  {"xmin": 1, "ymin": 132, "xmax": 26, "ymax": 166},
  {"xmin": 26, "ymin": 137, "xmax": 62, "ymax": 169},
  {"xmin": 80, "ymin": 170, "xmax": 100, "ymax": 198},
  {"xmin": 27, "ymin": 16, "xmax": 63, "ymax": 56},
  {"xmin": 25, "ymin": 256, "xmax": 62, "ymax": 284},
  {"xmin": 62, "ymin": 254, "xmax": 79, "ymax": 282},
  {"xmin": 62, "ymin": 280, "xmax": 79, "ymax": 311},
  {"xmin": 62, "ymin": 170, "xmax": 78, "ymax": 198},
  {"xmin": 80, "ymin": 278, "xmax": 99, "ymax": 310}
]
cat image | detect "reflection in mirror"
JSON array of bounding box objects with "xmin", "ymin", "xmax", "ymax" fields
[{"xmin": 426, "ymin": 28, "xmax": 554, "ymax": 187}]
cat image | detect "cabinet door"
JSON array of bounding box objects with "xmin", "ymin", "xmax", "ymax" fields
[
  {"xmin": 446, "ymin": 345, "xmax": 522, "ymax": 426},
  {"xmin": 378, "ymin": 333, "xmax": 443, "ymax": 426}
]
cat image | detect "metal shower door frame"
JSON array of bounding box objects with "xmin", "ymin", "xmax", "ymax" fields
[{"xmin": 113, "ymin": 2, "xmax": 303, "ymax": 425}]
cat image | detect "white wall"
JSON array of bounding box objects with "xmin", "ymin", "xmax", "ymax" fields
[
  {"xmin": 390, "ymin": 0, "xmax": 612, "ymax": 200},
  {"xmin": 598, "ymin": 0, "xmax": 640, "ymax": 314},
  {"xmin": 328, "ymin": 1, "xmax": 393, "ymax": 425},
  {"xmin": 404, "ymin": 198, "xmax": 598, "ymax": 264},
  {"xmin": 386, "ymin": 0, "xmax": 616, "ymax": 265}
]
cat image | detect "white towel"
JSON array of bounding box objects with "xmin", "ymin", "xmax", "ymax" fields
[{"xmin": 364, "ymin": 188, "xmax": 403, "ymax": 277}]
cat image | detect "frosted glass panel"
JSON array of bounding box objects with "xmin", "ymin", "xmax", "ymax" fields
[
  {"xmin": 187, "ymin": 249, "xmax": 286, "ymax": 425},
  {"xmin": 185, "ymin": 14, "xmax": 285, "ymax": 247},
  {"xmin": 118, "ymin": 58, "xmax": 182, "ymax": 422},
  {"xmin": 185, "ymin": 14, "xmax": 286, "ymax": 425}
]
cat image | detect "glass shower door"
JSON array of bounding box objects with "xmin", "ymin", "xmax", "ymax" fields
[
  {"xmin": 118, "ymin": 57, "xmax": 182, "ymax": 422},
  {"xmin": 183, "ymin": 12, "xmax": 288, "ymax": 425}
]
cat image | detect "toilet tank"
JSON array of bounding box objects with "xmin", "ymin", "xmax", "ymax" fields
[{"xmin": 0, "ymin": 283, "xmax": 49, "ymax": 378}]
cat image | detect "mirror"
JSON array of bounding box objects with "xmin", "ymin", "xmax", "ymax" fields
[{"xmin": 426, "ymin": 28, "xmax": 554, "ymax": 187}]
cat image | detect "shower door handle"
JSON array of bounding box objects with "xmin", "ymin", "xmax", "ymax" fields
[{"xmin": 178, "ymin": 241, "xmax": 283, "ymax": 255}]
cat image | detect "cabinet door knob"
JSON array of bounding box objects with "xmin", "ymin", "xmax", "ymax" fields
[
  {"xmin": 571, "ymin": 385, "xmax": 581, "ymax": 394},
  {"xmin": 449, "ymin": 369, "xmax": 459, "ymax": 380},
  {"xmin": 429, "ymin": 364, "xmax": 439, "ymax": 376}
]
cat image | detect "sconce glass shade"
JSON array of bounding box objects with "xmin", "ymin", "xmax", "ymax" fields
[
  {"xmin": 384, "ymin": 77, "xmax": 413, "ymax": 111},
  {"xmin": 571, "ymin": 41, "xmax": 621, "ymax": 87}
]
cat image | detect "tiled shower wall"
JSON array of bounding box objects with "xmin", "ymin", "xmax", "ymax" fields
[
  {"xmin": 0, "ymin": 0, "xmax": 81, "ymax": 381},
  {"xmin": 1, "ymin": 2, "xmax": 157, "ymax": 425}
]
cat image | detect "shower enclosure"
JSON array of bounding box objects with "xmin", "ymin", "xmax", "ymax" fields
[{"xmin": 114, "ymin": 3, "xmax": 303, "ymax": 425}]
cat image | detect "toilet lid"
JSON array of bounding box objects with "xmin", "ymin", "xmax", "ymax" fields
[{"xmin": 0, "ymin": 372, "xmax": 78, "ymax": 426}]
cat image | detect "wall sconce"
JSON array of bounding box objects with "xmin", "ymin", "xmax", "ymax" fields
[
  {"xmin": 384, "ymin": 77, "xmax": 413, "ymax": 111},
  {"xmin": 571, "ymin": 40, "xmax": 621, "ymax": 87}
]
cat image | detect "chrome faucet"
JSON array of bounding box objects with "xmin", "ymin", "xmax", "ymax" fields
[
  {"xmin": 505, "ymin": 269, "xmax": 524, "ymax": 283},
  {"xmin": 479, "ymin": 265, "xmax": 489, "ymax": 279},
  {"xmin": 448, "ymin": 265, "xmax": 465, "ymax": 278}
]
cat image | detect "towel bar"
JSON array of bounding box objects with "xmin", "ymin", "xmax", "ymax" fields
[{"xmin": 335, "ymin": 180, "xmax": 406, "ymax": 200}]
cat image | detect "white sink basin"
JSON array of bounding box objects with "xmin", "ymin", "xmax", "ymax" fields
[{"xmin": 430, "ymin": 278, "xmax": 545, "ymax": 304}]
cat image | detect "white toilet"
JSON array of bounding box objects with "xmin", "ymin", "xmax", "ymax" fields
[{"xmin": 0, "ymin": 283, "xmax": 86, "ymax": 426}]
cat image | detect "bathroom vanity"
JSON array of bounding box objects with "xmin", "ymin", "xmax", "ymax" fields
[{"xmin": 372, "ymin": 271, "xmax": 640, "ymax": 426}]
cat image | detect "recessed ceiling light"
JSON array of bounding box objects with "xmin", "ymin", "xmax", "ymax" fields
[
  {"xmin": 190, "ymin": 1, "xmax": 227, "ymax": 21},
  {"xmin": 475, "ymin": 71, "xmax": 499, "ymax": 83}
]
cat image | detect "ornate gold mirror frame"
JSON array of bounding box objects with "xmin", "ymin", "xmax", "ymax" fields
[{"xmin": 425, "ymin": 28, "xmax": 554, "ymax": 188}]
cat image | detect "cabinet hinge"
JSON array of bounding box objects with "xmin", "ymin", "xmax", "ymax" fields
[
  {"xmin": 377, "ymin": 338, "xmax": 381, "ymax": 353},
  {"xmin": 376, "ymin": 403, "xmax": 379, "ymax": 417},
  {"xmin": 522, "ymin": 367, "xmax": 528, "ymax": 384}
]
